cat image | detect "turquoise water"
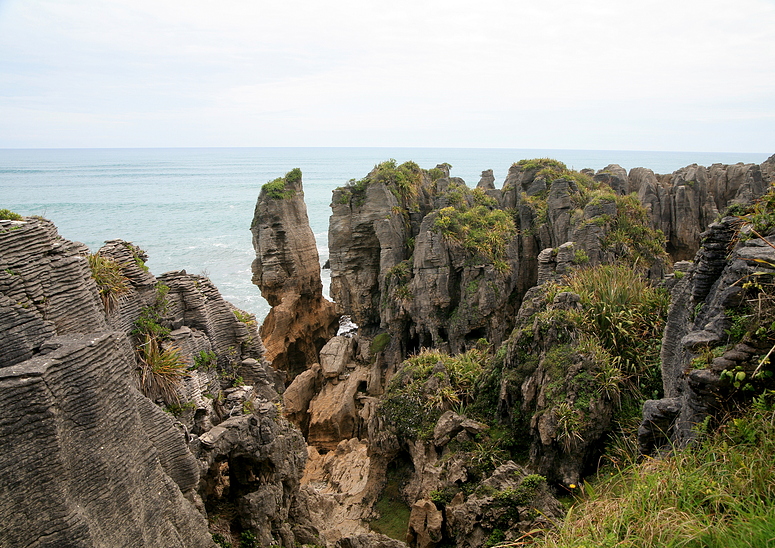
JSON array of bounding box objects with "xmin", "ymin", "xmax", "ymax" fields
[{"xmin": 2, "ymin": 147, "xmax": 770, "ymax": 319}]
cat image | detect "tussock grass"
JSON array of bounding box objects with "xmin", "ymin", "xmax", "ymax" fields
[
  {"xmin": 87, "ymin": 253, "xmax": 130, "ymax": 312},
  {"xmin": 137, "ymin": 334, "xmax": 188, "ymax": 404}
]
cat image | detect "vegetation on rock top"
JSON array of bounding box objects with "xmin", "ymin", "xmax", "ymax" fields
[
  {"xmin": 0, "ymin": 208, "xmax": 23, "ymax": 221},
  {"xmin": 262, "ymin": 168, "xmax": 301, "ymax": 200},
  {"xmin": 433, "ymin": 184, "xmax": 516, "ymax": 269},
  {"xmin": 378, "ymin": 343, "xmax": 490, "ymax": 440}
]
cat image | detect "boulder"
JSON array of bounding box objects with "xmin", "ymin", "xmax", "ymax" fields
[{"xmin": 407, "ymin": 499, "xmax": 443, "ymax": 548}]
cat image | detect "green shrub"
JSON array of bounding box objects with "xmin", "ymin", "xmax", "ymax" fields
[
  {"xmin": 0, "ymin": 208, "xmax": 23, "ymax": 221},
  {"xmin": 87, "ymin": 253, "xmax": 131, "ymax": 312},
  {"xmin": 433, "ymin": 204, "xmax": 516, "ymax": 266},
  {"xmin": 600, "ymin": 194, "xmax": 668, "ymax": 269},
  {"xmin": 193, "ymin": 350, "xmax": 217, "ymax": 370},
  {"xmin": 285, "ymin": 167, "xmax": 302, "ymax": 184},
  {"xmin": 565, "ymin": 264, "xmax": 669, "ymax": 385},
  {"xmin": 233, "ymin": 308, "xmax": 257, "ymax": 328},
  {"xmin": 514, "ymin": 158, "xmax": 567, "ymax": 172},
  {"xmin": 211, "ymin": 533, "xmax": 232, "ymax": 548},
  {"xmin": 137, "ymin": 335, "xmax": 188, "ymax": 404},
  {"xmin": 262, "ymin": 168, "xmax": 300, "ymax": 200},
  {"xmin": 378, "ymin": 346, "xmax": 489, "ymax": 439},
  {"xmin": 133, "ymin": 306, "xmax": 171, "ymax": 340},
  {"xmin": 740, "ymin": 182, "xmax": 775, "ymax": 236}
]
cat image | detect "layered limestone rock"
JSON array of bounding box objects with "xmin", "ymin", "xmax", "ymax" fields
[
  {"xmin": 0, "ymin": 217, "xmax": 215, "ymax": 548},
  {"xmin": 251, "ymin": 168, "xmax": 338, "ymax": 379},
  {"xmin": 639, "ymin": 215, "xmax": 775, "ymax": 453},
  {"xmin": 301, "ymin": 439, "xmax": 378, "ymax": 543},
  {"xmin": 628, "ymin": 160, "xmax": 769, "ymax": 260},
  {"xmin": 325, "ymin": 156, "xmax": 773, "ymax": 370},
  {"xmin": 195, "ymin": 406, "xmax": 318, "ymax": 548},
  {"xmin": 330, "ymin": 161, "xmax": 521, "ymax": 360}
]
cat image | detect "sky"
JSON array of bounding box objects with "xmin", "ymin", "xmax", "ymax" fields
[{"xmin": 0, "ymin": 0, "xmax": 774, "ymax": 152}]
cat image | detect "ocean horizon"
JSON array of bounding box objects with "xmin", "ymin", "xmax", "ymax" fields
[{"xmin": 3, "ymin": 147, "xmax": 771, "ymax": 320}]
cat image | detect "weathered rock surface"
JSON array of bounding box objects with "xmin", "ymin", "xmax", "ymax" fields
[
  {"xmin": 640, "ymin": 216, "xmax": 775, "ymax": 452},
  {"xmin": 251, "ymin": 170, "xmax": 338, "ymax": 379},
  {"xmin": 444, "ymin": 463, "xmax": 564, "ymax": 548},
  {"xmin": 406, "ymin": 499, "xmax": 443, "ymax": 548},
  {"xmin": 195, "ymin": 407, "xmax": 317, "ymax": 548},
  {"xmin": 301, "ymin": 439, "xmax": 378, "ymax": 544},
  {"xmin": 0, "ymin": 217, "xmax": 215, "ymax": 548}
]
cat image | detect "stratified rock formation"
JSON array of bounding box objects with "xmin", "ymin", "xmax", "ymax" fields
[
  {"xmin": 251, "ymin": 168, "xmax": 338, "ymax": 379},
  {"xmin": 0, "ymin": 217, "xmax": 215, "ymax": 548},
  {"xmin": 640, "ymin": 218, "xmax": 775, "ymax": 452},
  {"xmin": 326, "ymin": 158, "xmax": 771, "ymax": 375},
  {"xmin": 0, "ymin": 213, "xmax": 319, "ymax": 548}
]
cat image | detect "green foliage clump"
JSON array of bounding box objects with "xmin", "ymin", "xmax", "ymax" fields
[
  {"xmin": 87, "ymin": 253, "xmax": 131, "ymax": 312},
  {"xmin": 535, "ymin": 402, "xmax": 775, "ymax": 548},
  {"xmin": 600, "ymin": 194, "xmax": 669, "ymax": 269},
  {"xmin": 434, "ymin": 204, "xmax": 516, "ymax": 267},
  {"xmin": 284, "ymin": 167, "xmax": 302, "ymax": 184},
  {"xmin": 211, "ymin": 533, "xmax": 232, "ymax": 548},
  {"xmin": 137, "ymin": 334, "xmax": 188, "ymax": 404},
  {"xmin": 133, "ymin": 282, "xmax": 186, "ymax": 403},
  {"xmin": 565, "ymin": 264, "xmax": 669, "ymax": 383},
  {"xmin": 0, "ymin": 208, "xmax": 23, "ymax": 221},
  {"xmin": 373, "ymin": 159, "xmax": 423, "ymax": 200},
  {"xmin": 428, "ymin": 167, "xmax": 446, "ymax": 181},
  {"xmin": 378, "ymin": 346, "xmax": 490, "ymax": 439},
  {"xmin": 514, "ymin": 158, "xmax": 567, "ymax": 172},
  {"xmin": 493, "ymin": 474, "xmax": 546, "ymax": 508},
  {"xmin": 194, "ymin": 350, "xmax": 217, "ymax": 370},
  {"xmin": 233, "ymin": 308, "xmax": 257, "ymax": 328},
  {"xmin": 736, "ymin": 182, "xmax": 775, "ymax": 237},
  {"xmin": 262, "ymin": 168, "xmax": 300, "ymax": 200}
]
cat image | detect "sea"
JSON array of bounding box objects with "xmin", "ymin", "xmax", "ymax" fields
[{"xmin": 2, "ymin": 147, "xmax": 771, "ymax": 321}]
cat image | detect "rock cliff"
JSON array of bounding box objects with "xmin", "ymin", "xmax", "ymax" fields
[
  {"xmin": 251, "ymin": 168, "xmax": 338, "ymax": 379},
  {"xmin": 0, "ymin": 214, "xmax": 319, "ymax": 548},
  {"xmin": 0, "ymin": 217, "xmax": 215, "ymax": 548},
  {"xmin": 3, "ymin": 152, "xmax": 774, "ymax": 548},
  {"xmin": 265, "ymin": 154, "xmax": 775, "ymax": 547}
]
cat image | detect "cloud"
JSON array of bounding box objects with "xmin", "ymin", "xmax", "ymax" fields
[{"xmin": 0, "ymin": 0, "xmax": 773, "ymax": 150}]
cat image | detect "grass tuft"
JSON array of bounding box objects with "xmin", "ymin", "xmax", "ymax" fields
[
  {"xmin": 87, "ymin": 253, "xmax": 131, "ymax": 312},
  {"xmin": 534, "ymin": 402, "xmax": 775, "ymax": 548}
]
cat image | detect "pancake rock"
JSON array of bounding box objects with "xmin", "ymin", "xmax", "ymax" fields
[
  {"xmin": 0, "ymin": 217, "xmax": 215, "ymax": 548},
  {"xmin": 251, "ymin": 168, "xmax": 338, "ymax": 379}
]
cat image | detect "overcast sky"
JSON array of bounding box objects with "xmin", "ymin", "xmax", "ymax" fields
[{"xmin": 1, "ymin": 0, "xmax": 773, "ymax": 151}]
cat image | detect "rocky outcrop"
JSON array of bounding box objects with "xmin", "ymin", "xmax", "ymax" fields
[
  {"xmin": 195, "ymin": 406, "xmax": 316, "ymax": 548},
  {"xmin": 0, "ymin": 217, "xmax": 215, "ymax": 548},
  {"xmin": 639, "ymin": 215, "xmax": 775, "ymax": 453},
  {"xmin": 301, "ymin": 439, "xmax": 379, "ymax": 543},
  {"xmin": 251, "ymin": 169, "xmax": 338, "ymax": 379},
  {"xmin": 629, "ymin": 161, "xmax": 769, "ymax": 260}
]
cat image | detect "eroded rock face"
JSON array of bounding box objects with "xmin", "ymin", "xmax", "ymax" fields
[
  {"xmin": 251, "ymin": 170, "xmax": 338, "ymax": 379},
  {"xmin": 628, "ymin": 161, "xmax": 768, "ymax": 260},
  {"xmin": 640, "ymin": 217, "xmax": 775, "ymax": 453},
  {"xmin": 195, "ymin": 408, "xmax": 317, "ymax": 548},
  {"xmin": 301, "ymin": 439, "xmax": 379, "ymax": 544},
  {"xmin": 0, "ymin": 217, "xmax": 215, "ymax": 548},
  {"xmin": 443, "ymin": 463, "xmax": 564, "ymax": 548}
]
